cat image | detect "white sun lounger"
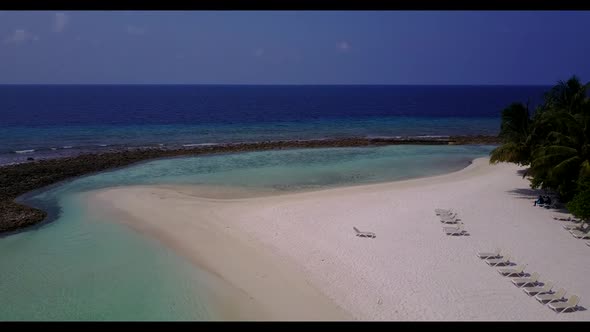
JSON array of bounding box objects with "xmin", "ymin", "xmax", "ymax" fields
[
  {"xmin": 553, "ymin": 215, "xmax": 579, "ymax": 222},
  {"xmin": 435, "ymin": 209, "xmax": 455, "ymax": 216},
  {"xmin": 486, "ymin": 254, "xmax": 511, "ymax": 266},
  {"xmin": 498, "ymin": 264, "xmax": 527, "ymax": 277},
  {"xmin": 441, "ymin": 217, "xmax": 461, "ymax": 224},
  {"xmin": 523, "ymin": 281, "xmax": 554, "ymax": 296},
  {"xmin": 477, "ymin": 248, "xmax": 502, "ymax": 259},
  {"xmin": 442, "ymin": 222, "xmax": 461, "ymax": 230},
  {"xmin": 443, "ymin": 223, "xmax": 466, "ymax": 236},
  {"xmin": 548, "ymin": 295, "xmax": 581, "ymax": 313},
  {"xmin": 439, "ymin": 211, "xmax": 458, "ymax": 217},
  {"xmin": 511, "ymin": 272, "xmax": 540, "ymax": 287},
  {"xmin": 570, "ymin": 229, "xmax": 590, "ymax": 239},
  {"xmin": 535, "ymin": 288, "xmax": 566, "ymax": 304},
  {"xmin": 439, "ymin": 214, "xmax": 459, "ymax": 221},
  {"xmin": 353, "ymin": 227, "xmax": 376, "ymax": 238},
  {"xmin": 563, "ymin": 222, "xmax": 587, "ymax": 231}
]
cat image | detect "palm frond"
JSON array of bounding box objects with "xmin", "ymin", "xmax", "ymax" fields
[
  {"xmin": 552, "ymin": 156, "xmax": 582, "ymax": 179},
  {"xmin": 489, "ymin": 142, "xmax": 528, "ymax": 165}
]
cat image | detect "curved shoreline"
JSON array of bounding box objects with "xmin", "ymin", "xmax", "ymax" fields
[
  {"xmin": 0, "ymin": 135, "xmax": 499, "ymax": 234},
  {"xmin": 148, "ymin": 157, "xmax": 482, "ymax": 203},
  {"xmin": 81, "ymin": 158, "xmax": 489, "ymax": 320}
]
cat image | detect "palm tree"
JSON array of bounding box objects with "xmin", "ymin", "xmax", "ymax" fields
[
  {"xmin": 526, "ymin": 80, "xmax": 590, "ymax": 199},
  {"xmin": 540, "ymin": 76, "xmax": 589, "ymax": 115},
  {"xmin": 490, "ymin": 75, "xmax": 590, "ymax": 200},
  {"xmin": 489, "ymin": 102, "xmax": 532, "ymax": 165}
]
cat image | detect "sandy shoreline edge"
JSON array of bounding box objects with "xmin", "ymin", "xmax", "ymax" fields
[{"xmin": 86, "ymin": 157, "xmax": 590, "ymax": 320}]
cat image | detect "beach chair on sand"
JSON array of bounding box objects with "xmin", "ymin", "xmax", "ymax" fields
[
  {"xmin": 441, "ymin": 217, "xmax": 461, "ymax": 224},
  {"xmin": 563, "ymin": 222, "xmax": 587, "ymax": 231},
  {"xmin": 511, "ymin": 272, "xmax": 540, "ymax": 288},
  {"xmin": 586, "ymin": 241, "xmax": 590, "ymax": 247},
  {"xmin": 443, "ymin": 223, "xmax": 466, "ymax": 236},
  {"xmin": 535, "ymin": 288, "xmax": 566, "ymax": 305},
  {"xmin": 435, "ymin": 209, "xmax": 453, "ymax": 216},
  {"xmin": 498, "ymin": 264, "xmax": 527, "ymax": 277},
  {"xmin": 548, "ymin": 295, "xmax": 581, "ymax": 313},
  {"xmin": 554, "ymin": 215, "xmax": 580, "ymax": 222},
  {"xmin": 353, "ymin": 227, "xmax": 376, "ymax": 238},
  {"xmin": 570, "ymin": 228, "xmax": 590, "ymax": 239},
  {"xmin": 523, "ymin": 281, "xmax": 554, "ymax": 296},
  {"xmin": 477, "ymin": 248, "xmax": 502, "ymax": 259},
  {"xmin": 486, "ymin": 254, "xmax": 511, "ymax": 267},
  {"xmin": 548, "ymin": 202, "xmax": 561, "ymax": 209}
]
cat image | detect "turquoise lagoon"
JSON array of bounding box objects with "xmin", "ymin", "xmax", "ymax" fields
[{"xmin": 0, "ymin": 145, "xmax": 495, "ymax": 320}]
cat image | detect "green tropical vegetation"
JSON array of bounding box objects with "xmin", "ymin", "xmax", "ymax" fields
[{"xmin": 490, "ymin": 76, "xmax": 590, "ymax": 220}]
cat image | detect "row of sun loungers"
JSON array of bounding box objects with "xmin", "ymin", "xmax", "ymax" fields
[
  {"xmin": 477, "ymin": 249, "xmax": 581, "ymax": 313},
  {"xmin": 436, "ymin": 209, "xmax": 468, "ymax": 236}
]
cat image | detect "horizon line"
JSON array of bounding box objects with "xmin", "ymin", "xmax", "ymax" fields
[{"xmin": 0, "ymin": 83, "xmax": 554, "ymax": 87}]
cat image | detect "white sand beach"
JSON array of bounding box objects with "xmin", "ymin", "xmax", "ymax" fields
[{"xmin": 87, "ymin": 157, "xmax": 590, "ymax": 320}]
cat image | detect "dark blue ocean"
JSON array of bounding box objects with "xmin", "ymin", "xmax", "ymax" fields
[{"xmin": 0, "ymin": 85, "xmax": 547, "ymax": 164}]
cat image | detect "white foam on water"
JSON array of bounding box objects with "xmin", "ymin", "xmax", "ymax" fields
[
  {"xmin": 182, "ymin": 143, "xmax": 219, "ymax": 147},
  {"xmin": 14, "ymin": 149, "xmax": 35, "ymax": 154}
]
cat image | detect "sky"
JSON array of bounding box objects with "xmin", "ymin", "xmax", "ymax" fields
[{"xmin": 0, "ymin": 11, "xmax": 589, "ymax": 85}]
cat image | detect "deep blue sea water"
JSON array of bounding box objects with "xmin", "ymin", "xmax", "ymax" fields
[{"xmin": 0, "ymin": 85, "xmax": 547, "ymax": 164}]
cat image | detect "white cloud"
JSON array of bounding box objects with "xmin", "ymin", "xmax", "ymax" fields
[
  {"xmin": 4, "ymin": 29, "xmax": 39, "ymax": 44},
  {"xmin": 54, "ymin": 13, "xmax": 69, "ymax": 33},
  {"xmin": 126, "ymin": 25, "xmax": 146, "ymax": 35},
  {"xmin": 337, "ymin": 41, "xmax": 351, "ymax": 52}
]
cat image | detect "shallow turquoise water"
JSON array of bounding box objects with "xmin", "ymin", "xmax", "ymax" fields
[{"xmin": 0, "ymin": 145, "xmax": 494, "ymax": 321}]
